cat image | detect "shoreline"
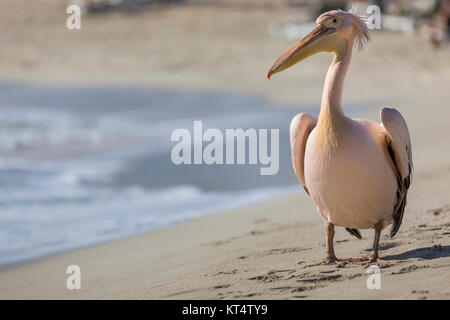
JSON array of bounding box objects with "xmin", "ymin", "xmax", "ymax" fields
[{"xmin": 0, "ymin": 182, "xmax": 299, "ymax": 270}]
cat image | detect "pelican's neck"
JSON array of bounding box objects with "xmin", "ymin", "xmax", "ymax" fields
[{"xmin": 316, "ymin": 39, "xmax": 353, "ymax": 151}]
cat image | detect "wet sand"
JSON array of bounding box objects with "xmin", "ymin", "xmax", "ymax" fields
[{"xmin": 0, "ymin": 0, "xmax": 449, "ymax": 299}]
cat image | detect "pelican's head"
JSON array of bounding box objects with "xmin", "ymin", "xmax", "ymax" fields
[{"xmin": 267, "ymin": 10, "xmax": 370, "ymax": 79}]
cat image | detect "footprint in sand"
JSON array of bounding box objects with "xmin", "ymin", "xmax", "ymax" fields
[
  {"xmin": 391, "ymin": 264, "xmax": 429, "ymax": 275},
  {"xmin": 212, "ymin": 284, "xmax": 231, "ymax": 289},
  {"xmin": 266, "ymin": 247, "xmax": 312, "ymax": 255},
  {"xmin": 247, "ymin": 269, "xmax": 296, "ymax": 283}
]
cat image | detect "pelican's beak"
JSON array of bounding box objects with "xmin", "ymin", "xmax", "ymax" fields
[{"xmin": 267, "ymin": 24, "xmax": 333, "ymax": 79}]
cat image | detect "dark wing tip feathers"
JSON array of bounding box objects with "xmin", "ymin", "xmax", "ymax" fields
[
  {"xmin": 303, "ymin": 186, "xmax": 310, "ymax": 196},
  {"xmin": 346, "ymin": 228, "xmax": 362, "ymax": 239},
  {"xmin": 389, "ymin": 193, "xmax": 407, "ymax": 238},
  {"xmin": 389, "ymin": 148, "xmax": 411, "ymax": 238}
]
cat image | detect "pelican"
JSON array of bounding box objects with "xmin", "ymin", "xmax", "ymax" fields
[{"xmin": 267, "ymin": 10, "xmax": 412, "ymax": 264}]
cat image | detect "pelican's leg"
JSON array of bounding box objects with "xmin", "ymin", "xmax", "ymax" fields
[
  {"xmin": 302, "ymin": 221, "xmax": 339, "ymax": 268},
  {"xmin": 324, "ymin": 221, "xmax": 337, "ymax": 263},
  {"xmin": 367, "ymin": 222, "xmax": 388, "ymax": 265},
  {"xmin": 368, "ymin": 223, "xmax": 381, "ymax": 262}
]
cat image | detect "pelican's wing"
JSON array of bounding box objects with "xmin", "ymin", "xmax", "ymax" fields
[
  {"xmin": 290, "ymin": 113, "xmax": 317, "ymax": 195},
  {"xmin": 380, "ymin": 107, "xmax": 413, "ymax": 237}
]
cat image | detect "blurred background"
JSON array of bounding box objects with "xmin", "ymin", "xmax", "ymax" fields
[{"xmin": 0, "ymin": 0, "xmax": 449, "ymax": 267}]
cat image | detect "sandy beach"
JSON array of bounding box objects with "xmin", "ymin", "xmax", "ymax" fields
[{"xmin": 0, "ymin": 0, "xmax": 449, "ymax": 299}]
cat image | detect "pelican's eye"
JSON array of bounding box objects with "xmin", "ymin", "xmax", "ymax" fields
[{"xmin": 333, "ymin": 18, "xmax": 337, "ymax": 23}]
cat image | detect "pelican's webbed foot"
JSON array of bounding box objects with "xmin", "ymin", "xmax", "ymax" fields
[{"xmin": 324, "ymin": 255, "xmax": 338, "ymax": 264}]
